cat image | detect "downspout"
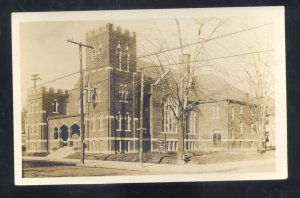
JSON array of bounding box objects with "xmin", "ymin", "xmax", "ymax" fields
[
  {"xmin": 47, "ymin": 115, "xmax": 49, "ymax": 154},
  {"xmin": 227, "ymin": 100, "xmax": 229, "ymax": 149}
]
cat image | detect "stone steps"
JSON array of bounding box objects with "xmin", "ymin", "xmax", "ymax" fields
[{"xmin": 47, "ymin": 147, "xmax": 75, "ymax": 159}]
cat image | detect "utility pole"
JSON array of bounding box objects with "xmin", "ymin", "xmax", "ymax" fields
[
  {"xmin": 139, "ymin": 67, "xmax": 144, "ymax": 167},
  {"xmin": 67, "ymin": 39, "xmax": 94, "ymax": 164},
  {"xmin": 31, "ymin": 74, "xmax": 42, "ymax": 88}
]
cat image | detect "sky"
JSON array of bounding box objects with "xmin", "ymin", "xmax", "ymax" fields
[{"xmin": 19, "ymin": 16, "xmax": 274, "ymax": 108}]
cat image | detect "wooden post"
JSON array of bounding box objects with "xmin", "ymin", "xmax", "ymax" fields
[{"xmin": 67, "ymin": 39, "xmax": 93, "ymax": 164}]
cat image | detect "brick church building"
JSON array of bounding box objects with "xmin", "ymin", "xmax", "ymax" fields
[{"xmin": 23, "ymin": 23, "xmax": 273, "ymax": 154}]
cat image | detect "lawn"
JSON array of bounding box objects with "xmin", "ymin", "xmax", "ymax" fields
[{"xmin": 66, "ymin": 150, "xmax": 275, "ymax": 165}]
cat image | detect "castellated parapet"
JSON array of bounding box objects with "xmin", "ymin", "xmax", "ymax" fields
[
  {"xmin": 85, "ymin": 23, "xmax": 137, "ymax": 72},
  {"xmin": 86, "ymin": 23, "xmax": 136, "ymax": 39},
  {"xmin": 27, "ymin": 87, "xmax": 69, "ymax": 99}
]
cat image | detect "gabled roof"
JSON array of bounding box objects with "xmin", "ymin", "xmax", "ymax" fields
[{"xmin": 152, "ymin": 68, "xmax": 254, "ymax": 104}]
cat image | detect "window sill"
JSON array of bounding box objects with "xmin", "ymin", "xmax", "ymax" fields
[{"xmin": 161, "ymin": 132, "xmax": 177, "ymax": 134}]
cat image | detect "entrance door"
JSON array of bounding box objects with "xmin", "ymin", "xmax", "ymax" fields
[
  {"xmin": 213, "ymin": 133, "xmax": 221, "ymax": 147},
  {"xmin": 60, "ymin": 125, "xmax": 69, "ymax": 146}
]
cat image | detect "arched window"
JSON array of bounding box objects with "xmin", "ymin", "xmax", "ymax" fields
[{"xmin": 54, "ymin": 127, "xmax": 58, "ymax": 139}]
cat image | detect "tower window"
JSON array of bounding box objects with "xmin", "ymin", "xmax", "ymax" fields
[
  {"xmin": 119, "ymin": 84, "xmax": 128, "ymax": 102},
  {"xmin": 98, "ymin": 42, "xmax": 103, "ymax": 67},
  {"xmin": 116, "ymin": 41, "xmax": 122, "ymax": 70},
  {"xmin": 91, "ymin": 47, "xmax": 96, "ymax": 69},
  {"xmin": 53, "ymin": 99, "xmax": 59, "ymax": 113},
  {"xmin": 125, "ymin": 44, "xmax": 130, "ymax": 72}
]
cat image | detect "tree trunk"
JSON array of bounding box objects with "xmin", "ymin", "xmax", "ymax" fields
[{"xmin": 177, "ymin": 113, "xmax": 185, "ymax": 165}]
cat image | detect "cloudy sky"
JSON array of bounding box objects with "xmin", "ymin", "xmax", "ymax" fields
[{"xmin": 18, "ymin": 14, "xmax": 275, "ymax": 107}]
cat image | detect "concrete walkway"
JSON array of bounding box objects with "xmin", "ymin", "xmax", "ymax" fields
[{"xmin": 22, "ymin": 156, "xmax": 275, "ymax": 174}]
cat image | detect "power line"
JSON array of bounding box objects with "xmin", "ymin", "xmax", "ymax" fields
[
  {"xmin": 21, "ymin": 23, "xmax": 272, "ymax": 92},
  {"xmin": 143, "ymin": 49, "xmax": 273, "ymax": 69},
  {"xmin": 137, "ymin": 23, "xmax": 272, "ymax": 59}
]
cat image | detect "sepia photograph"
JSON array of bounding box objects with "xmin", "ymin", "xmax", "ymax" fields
[{"xmin": 12, "ymin": 7, "xmax": 287, "ymax": 185}]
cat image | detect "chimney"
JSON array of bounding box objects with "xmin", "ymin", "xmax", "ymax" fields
[{"xmin": 180, "ymin": 54, "xmax": 191, "ymax": 81}]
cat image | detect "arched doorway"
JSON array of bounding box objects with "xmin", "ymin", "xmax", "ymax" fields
[
  {"xmin": 212, "ymin": 129, "xmax": 222, "ymax": 148},
  {"xmin": 70, "ymin": 124, "xmax": 80, "ymax": 139},
  {"xmin": 60, "ymin": 125, "xmax": 69, "ymax": 143}
]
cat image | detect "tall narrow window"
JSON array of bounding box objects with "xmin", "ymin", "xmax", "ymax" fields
[
  {"xmin": 231, "ymin": 128, "xmax": 235, "ymax": 139},
  {"xmin": 35, "ymin": 101, "xmax": 38, "ymax": 112},
  {"xmin": 161, "ymin": 108, "xmax": 164, "ymax": 132},
  {"xmin": 125, "ymin": 44, "xmax": 130, "ymax": 72},
  {"xmin": 212, "ymin": 103, "xmax": 216, "ymax": 120},
  {"xmin": 126, "ymin": 113, "xmax": 131, "ymax": 131},
  {"xmin": 53, "ymin": 99, "xmax": 59, "ymax": 113},
  {"xmin": 99, "ymin": 113, "xmax": 103, "ymax": 131},
  {"xmin": 28, "ymin": 122, "xmax": 31, "ymax": 135},
  {"xmin": 256, "ymin": 121, "xmax": 259, "ymax": 133},
  {"xmin": 216, "ymin": 104, "xmax": 220, "ymax": 119},
  {"xmin": 251, "ymin": 122, "xmax": 254, "ymax": 134},
  {"xmin": 91, "ymin": 47, "xmax": 96, "ymax": 69},
  {"xmin": 240, "ymin": 121, "xmax": 243, "ymax": 134},
  {"xmin": 54, "ymin": 127, "xmax": 58, "ymax": 139},
  {"xmin": 163, "ymin": 98, "xmax": 177, "ymax": 133},
  {"xmin": 231, "ymin": 105, "xmax": 235, "ymax": 120},
  {"xmin": 119, "ymin": 84, "xmax": 128, "ymax": 102},
  {"xmin": 31, "ymin": 102, "xmax": 34, "ymax": 113},
  {"xmin": 98, "ymin": 42, "xmax": 103, "ymax": 67},
  {"xmin": 92, "ymin": 115, "xmax": 96, "ymax": 131},
  {"xmin": 240, "ymin": 105, "xmax": 243, "ymax": 114},
  {"xmin": 251, "ymin": 106, "xmax": 254, "ymax": 116},
  {"xmin": 188, "ymin": 111, "xmax": 196, "ymax": 134},
  {"xmin": 116, "ymin": 41, "xmax": 122, "ymax": 70},
  {"xmin": 117, "ymin": 111, "xmax": 122, "ymax": 130}
]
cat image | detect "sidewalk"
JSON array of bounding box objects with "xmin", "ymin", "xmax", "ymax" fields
[{"xmin": 22, "ymin": 156, "xmax": 275, "ymax": 174}]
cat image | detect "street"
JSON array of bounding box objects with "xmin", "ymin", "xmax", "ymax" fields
[
  {"xmin": 23, "ymin": 161, "xmax": 157, "ymax": 178},
  {"xmin": 23, "ymin": 158, "xmax": 276, "ymax": 178}
]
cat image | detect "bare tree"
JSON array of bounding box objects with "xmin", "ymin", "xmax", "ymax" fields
[
  {"xmin": 142, "ymin": 18, "xmax": 229, "ymax": 164},
  {"xmin": 241, "ymin": 48, "xmax": 274, "ymax": 154}
]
